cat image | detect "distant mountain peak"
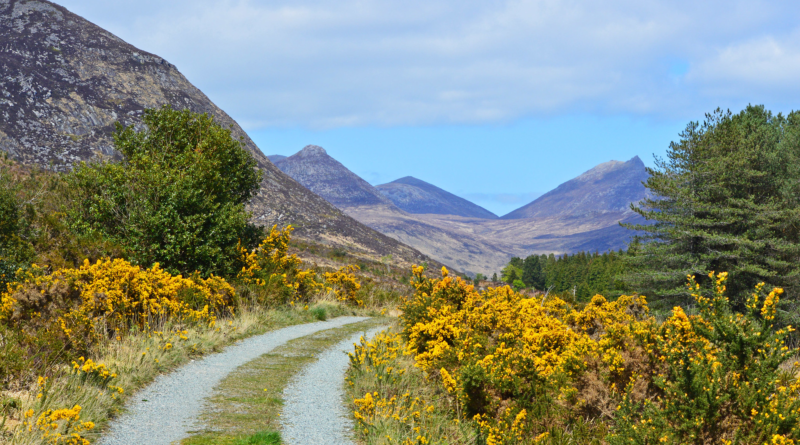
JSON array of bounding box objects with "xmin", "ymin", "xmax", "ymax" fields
[
  {"xmin": 377, "ymin": 176, "xmax": 498, "ymax": 219},
  {"xmin": 391, "ymin": 176, "xmax": 425, "ymax": 185},
  {"xmin": 274, "ymin": 145, "xmax": 395, "ymax": 209},
  {"xmin": 297, "ymin": 145, "xmax": 327, "ymax": 157},
  {"xmin": 502, "ymin": 156, "xmax": 649, "ymax": 220}
]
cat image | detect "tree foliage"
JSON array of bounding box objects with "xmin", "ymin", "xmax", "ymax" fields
[
  {"xmin": 502, "ymin": 251, "xmax": 628, "ymax": 300},
  {"xmin": 625, "ymin": 105, "xmax": 800, "ymax": 314},
  {"xmin": 66, "ymin": 105, "xmax": 262, "ymax": 277}
]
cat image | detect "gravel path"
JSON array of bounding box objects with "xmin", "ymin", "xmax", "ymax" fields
[
  {"xmin": 280, "ymin": 325, "xmax": 387, "ymax": 445},
  {"xmin": 98, "ymin": 316, "xmax": 369, "ymax": 445}
]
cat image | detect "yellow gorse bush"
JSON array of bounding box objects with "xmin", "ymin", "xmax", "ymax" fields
[
  {"xmin": 349, "ymin": 331, "xmax": 452, "ymax": 445},
  {"xmin": 0, "ymin": 257, "xmax": 234, "ymax": 355},
  {"xmin": 390, "ymin": 267, "xmax": 800, "ymax": 445},
  {"xmin": 237, "ymin": 225, "xmax": 365, "ymax": 307},
  {"xmin": 21, "ymin": 370, "xmax": 118, "ymax": 445},
  {"xmin": 24, "ymin": 404, "xmax": 94, "ymax": 445},
  {"xmin": 237, "ymin": 225, "xmax": 322, "ymax": 304},
  {"xmin": 325, "ymin": 265, "xmax": 363, "ymax": 306}
]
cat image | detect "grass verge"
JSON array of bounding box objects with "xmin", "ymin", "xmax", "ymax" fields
[
  {"xmin": 181, "ymin": 317, "xmax": 391, "ymax": 445},
  {"xmin": 345, "ymin": 326, "xmax": 477, "ymax": 445},
  {"xmin": 1, "ymin": 301, "xmax": 372, "ymax": 444}
]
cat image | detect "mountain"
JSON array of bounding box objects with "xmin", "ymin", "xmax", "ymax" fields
[
  {"xmin": 274, "ymin": 146, "xmax": 518, "ymax": 274},
  {"xmin": 274, "ymin": 146, "xmax": 396, "ymax": 209},
  {"xmin": 0, "ymin": 0, "xmax": 433, "ymax": 266},
  {"xmin": 273, "ymin": 148, "xmax": 649, "ymax": 276},
  {"xmin": 376, "ymin": 176, "xmax": 497, "ymax": 219},
  {"xmin": 502, "ymin": 156, "xmax": 648, "ymax": 219},
  {"xmin": 267, "ymin": 155, "xmax": 287, "ymax": 163}
]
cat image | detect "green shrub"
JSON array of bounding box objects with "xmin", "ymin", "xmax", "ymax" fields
[
  {"xmin": 66, "ymin": 105, "xmax": 262, "ymax": 278},
  {"xmin": 310, "ymin": 306, "xmax": 327, "ymax": 321}
]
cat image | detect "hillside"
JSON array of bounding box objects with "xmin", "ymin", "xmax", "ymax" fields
[
  {"xmin": 0, "ymin": 0, "xmax": 432, "ymax": 266},
  {"xmin": 376, "ymin": 176, "xmax": 498, "ymax": 219},
  {"xmin": 503, "ymin": 156, "xmax": 648, "ymax": 219}
]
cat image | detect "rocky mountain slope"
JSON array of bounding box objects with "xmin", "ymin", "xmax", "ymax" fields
[
  {"xmin": 0, "ymin": 0, "xmax": 432, "ymax": 266},
  {"xmin": 502, "ymin": 156, "xmax": 648, "ymax": 219},
  {"xmin": 376, "ymin": 176, "xmax": 497, "ymax": 219}
]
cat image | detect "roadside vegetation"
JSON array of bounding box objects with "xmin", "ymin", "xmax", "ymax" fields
[
  {"xmin": 0, "ymin": 106, "xmax": 407, "ymax": 444},
  {"xmin": 348, "ymin": 105, "xmax": 800, "ymax": 445},
  {"xmin": 349, "ymin": 267, "xmax": 799, "ymax": 444}
]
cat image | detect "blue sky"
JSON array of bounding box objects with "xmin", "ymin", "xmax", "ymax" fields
[{"xmin": 54, "ymin": 0, "xmax": 800, "ymax": 215}]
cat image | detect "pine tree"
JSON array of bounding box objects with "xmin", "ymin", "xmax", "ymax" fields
[{"xmin": 625, "ymin": 105, "xmax": 800, "ymax": 313}]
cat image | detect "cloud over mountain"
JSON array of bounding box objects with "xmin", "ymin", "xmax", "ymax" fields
[{"xmin": 53, "ymin": 0, "xmax": 800, "ymax": 128}]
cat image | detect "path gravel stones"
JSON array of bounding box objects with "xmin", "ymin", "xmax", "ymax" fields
[
  {"xmin": 98, "ymin": 316, "xmax": 369, "ymax": 445},
  {"xmin": 280, "ymin": 325, "xmax": 387, "ymax": 445}
]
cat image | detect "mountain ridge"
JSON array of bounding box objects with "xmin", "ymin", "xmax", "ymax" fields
[{"xmin": 274, "ymin": 145, "xmax": 647, "ymax": 275}]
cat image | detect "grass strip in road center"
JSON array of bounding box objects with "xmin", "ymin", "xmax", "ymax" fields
[{"xmin": 182, "ymin": 317, "xmax": 393, "ymax": 445}]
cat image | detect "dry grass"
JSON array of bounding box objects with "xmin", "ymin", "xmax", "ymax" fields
[{"xmin": 1, "ymin": 301, "xmax": 369, "ymax": 444}]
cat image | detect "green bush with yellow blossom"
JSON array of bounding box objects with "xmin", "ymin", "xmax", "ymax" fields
[{"xmin": 350, "ymin": 266, "xmax": 799, "ymax": 445}]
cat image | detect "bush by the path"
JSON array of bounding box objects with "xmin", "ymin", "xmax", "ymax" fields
[{"xmin": 349, "ymin": 268, "xmax": 800, "ymax": 444}]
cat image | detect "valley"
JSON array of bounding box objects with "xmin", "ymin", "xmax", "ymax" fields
[{"xmin": 273, "ymin": 145, "xmax": 647, "ymax": 275}]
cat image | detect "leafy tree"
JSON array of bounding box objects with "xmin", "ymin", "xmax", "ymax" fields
[
  {"xmin": 501, "ymin": 257, "xmax": 523, "ymax": 283},
  {"xmin": 491, "ymin": 272, "xmax": 498, "ymax": 282},
  {"xmin": 0, "ymin": 162, "xmax": 23, "ymax": 287},
  {"xmin": 625, "ymin": 105, "xmax": 800, "ymax": 313},
  {"xmin": 67, "ymin": 105, "xmax": 262, "ymax": 277}
]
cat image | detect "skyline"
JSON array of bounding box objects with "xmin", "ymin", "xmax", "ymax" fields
[{"xmin": 52, "ymin": 0, "xmax": 800, "ymax": 214}]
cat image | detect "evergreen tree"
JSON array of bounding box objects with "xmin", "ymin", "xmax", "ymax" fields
[
  {"xmin": 521, "ymin": 254, "xmax": 545, "ymax": 290},
  {"xmin": 625, "ymin": 105, "xmax": 800, "ymax": 312},
  {"xmin": 501, "ymin": 251, "xmax": 628, "ymax": 299}
]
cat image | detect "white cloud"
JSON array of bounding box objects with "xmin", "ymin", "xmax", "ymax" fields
[
  {"xmin": 691, "ymin": 32, "xmax": 800, "ymax": 95},
  {"xmin": 53, "ymin": 0, "xmax": 800, "ymax": 128}
]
